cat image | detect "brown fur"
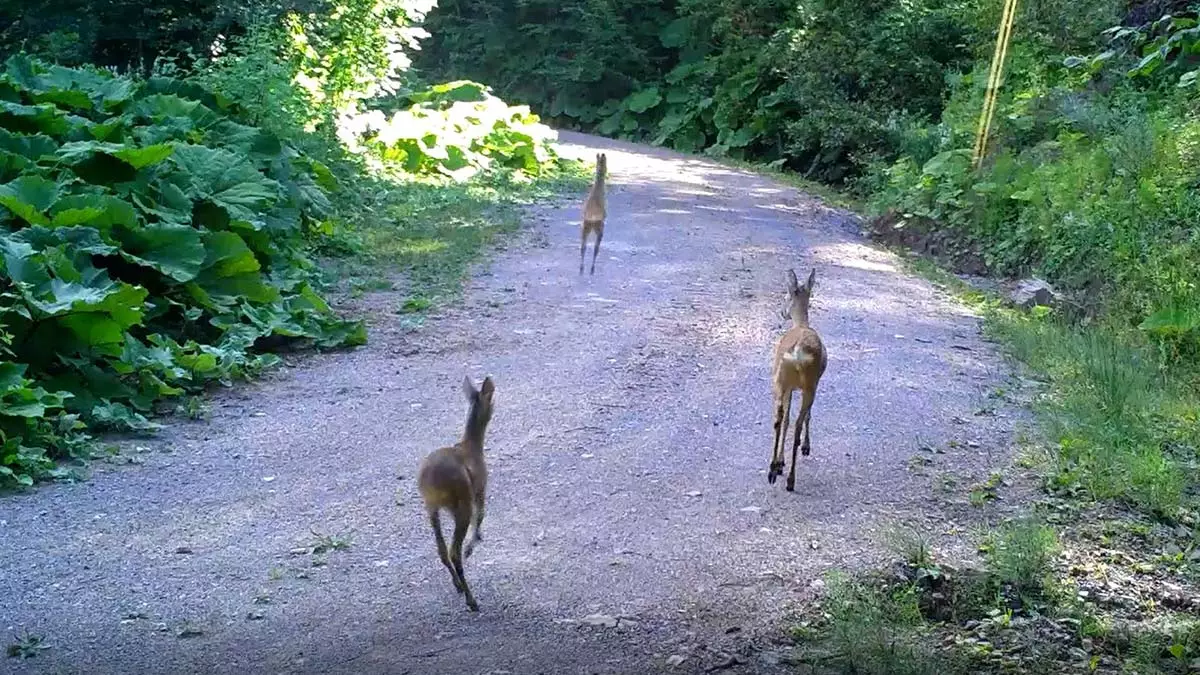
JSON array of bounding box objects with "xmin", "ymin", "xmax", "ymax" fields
[
  {"xmin": 416, "ymin": 375, "xmax": 495, "ymax": 611},
  {"xmin": 768, "ymin": 269, "xmax": 828, "ymax": 492},
  {"xmin": 580, "ymin": 152, "xmax": 607, "ymax": 275}
]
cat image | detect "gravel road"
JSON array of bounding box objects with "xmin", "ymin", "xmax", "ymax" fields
[{"xmin": 0, "ymin": 132, "xmax": 1026, "ymax": 675}]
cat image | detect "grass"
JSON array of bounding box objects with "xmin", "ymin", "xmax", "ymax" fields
[
  {"xmin": 796, "ymin": 572, "xmax": 959, "ymax": 675},
  {"xmin": 6, "ymin": 631, "xmax": 49, "ymax": 659},
  {"xmin": 985, "ymin": 310, "xmax": 1198, "ymax": 518},
  {"xmin": 322, "ymin": 161, "xmax": 591, "ymax": 312},
  {"xmin": 982, "ymin": 518, "xmax": 1059, "ymax": 598},
  {"xmin": 885, "ymin": 248, "xmax": 1200, "ymax": 521},
  {"xmin": 308, "ymin": 527, "xmax": 354, "ymax": 554}
]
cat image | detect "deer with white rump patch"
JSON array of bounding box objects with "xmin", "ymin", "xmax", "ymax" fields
[{"xmin": 768, "ymin": 269, "xmax": 827, "ymax": 492}]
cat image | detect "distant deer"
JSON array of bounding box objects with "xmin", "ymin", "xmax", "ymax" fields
[
  {"xmin": 580, "ymin": 152, "xmax": 607, "ymax": 275},
  {"xmin": 417, "ymin": 375, "xmax": 495, "ymax": 611},
  {"xmin": 769, "ymin": 269, "xmax": 827, "ymax": 492}
]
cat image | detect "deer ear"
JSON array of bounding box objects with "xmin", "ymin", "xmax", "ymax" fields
[
  {"xmin": 786, "ymin": 268, "xmax": 799, "ymax": 293},
  {"xmin": 478, "ymin": 376, "xmax": 495, "ymax": 401},
  {"xmin": 461, "ymin": 376, "xmax": 477, "ymax": 400},
  {"xmin": 805, "ymin": 268, "xmax": 816, "ymax": 292}
]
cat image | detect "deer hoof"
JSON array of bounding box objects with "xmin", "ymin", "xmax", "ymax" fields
[
  {"xmin": 786, "ymin": 479, "xmax": 796, "ymax": 492},
  {"xmin": 466, "ymin": 600, "xmax": 480, "ymax": 612},
  {"xmin": 801, "ymin": 446, "xmax": 811, "ymax": 457}
]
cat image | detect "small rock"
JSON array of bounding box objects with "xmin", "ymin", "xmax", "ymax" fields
[
  {"xmin": 684, "ymin": 491, "xmax": 703, "ymax": 498},
  {"xmin": 739, "ymin": 506, "xmax": 761, "ymax": 513},
  {"xmin": 666, "ymin": 655, "xmax": 686, "ymax": 667},
  {"xmin": 580, "ymin": 613, "xmax": 619, "ymax": 628},
  {"xmin": 174, "ymin": 546, "xmax": 193, "ymax": 554},
  {"xmin": 1009, "ymin": 277, "xmax": 1061, "ymax": 310},
  {"xmin": 246, "ymin": 610, "xmax": 265, "ymax": 621}
]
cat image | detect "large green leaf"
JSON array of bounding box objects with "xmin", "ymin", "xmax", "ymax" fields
[
  {"xmin": 56, "ymin": 140, "xmax": 175, "ymax": 169},
  {"xmin": 0, "ymin": 175, "xmax": 61, "ymax": 225},
  {"xmin": 0, "ymin": 129, "xmax": 58, "ymax": 161},
  {"xmin": 114, "ymin": 223, "xmax": 205, "ymax": 282},
  {"xmin": 132, "ymin": 94, "xmax": 219, "ymax": 130},
  {"xmin": 13, "ymin": 225, "xmax": 117, "ymax": 260},
  {"xmin": 186, "ymin": 231, "xmax": 278, "ymax": 307},
  {"xmin": 50, "ymin": 194, "xmax": 138, "ymax": 231},
  {"xmin": 0, "ymin": 100, "xmax": 71, "ymax": 136},
  {"xmin": 4, "ymin": 55, "xmax": 135, "ymax": 111},
  {"xmin": 170, "ymin": 144, "xmax": 281, "ymax": 222},
  {"xmin": 624, "ymin": 87, "xmax": 663, "ymax": 114}
]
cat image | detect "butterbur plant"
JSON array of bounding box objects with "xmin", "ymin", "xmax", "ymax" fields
[{"xmin": 0, "ymin": 55, "xmax": 366, "ymax": 486}]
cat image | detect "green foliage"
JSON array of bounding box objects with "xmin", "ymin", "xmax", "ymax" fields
[
  {"xmin": 987, "ymin": 311, "xmax": 1198, "ymax": 517},
  {"xmin": 196, "ymin": 7, "xmax": 563, "ymax": 185},
  {"xmin": 799, "ymin": 572, "xmax": 964, "ymax": 674},
  {"xmin": 418, "ymin": 0, "xmax": 983, "ymax": 181},
  {"xmin": 982, "ymin": 518, "xmax": 1060, "ymax": 598},
  {"xmin": 0, "ymin": 55, "xmax": 365, "ymax": 487},
  {"xmin": 353, "ymin": 81, "xmax": 560, "ymax": 180},
  {"xmin": 325, "ymin": 160, "xmax": 590, "ymax": 309}
]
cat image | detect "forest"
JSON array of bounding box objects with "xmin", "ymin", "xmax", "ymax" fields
[{"xmin": 2, "ymin": 1, "xmax": 1199, "ymax": 673}]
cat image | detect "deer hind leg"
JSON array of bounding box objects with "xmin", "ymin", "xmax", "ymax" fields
[
  {"xmin": 464, "ymin": 492, "xmax": 485, "ymax": 559},
  {"xmin": 769, "ymin": 388, "xmax": 792, "ymax": 484},
  {"xmin": 450, "ymin": 503, "xmax": 479, "ymax": 611},
  {"xmin": 798, "ymin": 385, "xmax": 817, "ymax": 457},
  {"xmin": 786, "ymin": 387, "xmax": 815, "ymax": 492},
  {"xmin": 590, "ymin": 223, "xmax": 603, "ymax": 275},
  {"xmin": 579, "ymin": 226, "xmax": 589, "ymax": 274},
  {"xmin": 428, "ymin": 509, "xmax": 464, "ymax": 593}
]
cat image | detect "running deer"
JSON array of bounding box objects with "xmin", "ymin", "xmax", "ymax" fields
[
  {"xmin": 769, "ymin": 269, "xmax": 827, "ymax": 492},
  {"xmin": 416, "ymin": 375, "xmax": 495, "ymax": 611},
  {"xmin": 579, "ymin": 152, "xmax": 607, "ymax": 275}
]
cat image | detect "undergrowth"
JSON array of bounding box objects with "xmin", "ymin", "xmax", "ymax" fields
[
  {"xmin": 0, "ymin": 55, "xmax": 366, "ymax": 487},
  {"xmin": 797, "ymin": 513, "xmax": 1200, "ymax": 674},
  {"xmin": 323, "ymin": 162, "xmax": 589, "ymax": 308}
]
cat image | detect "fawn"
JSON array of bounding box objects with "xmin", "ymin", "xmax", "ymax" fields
[
  {"xmin": 579, "ymin": 152, "xmax": 607, "ymax": 275},
  {"xmin": 416, "ymin": 375, "xmax": 495, "ymax": 611},
  {"xmin": 769, "ymin": 269, "xmax": 828, "ymax": 492}
]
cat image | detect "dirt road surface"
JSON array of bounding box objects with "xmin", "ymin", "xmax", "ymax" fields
[{"xmin": 0, "ymin": 132, "xmax": 1025, "ymax": 674}]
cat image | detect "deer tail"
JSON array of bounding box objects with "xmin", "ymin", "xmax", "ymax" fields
[{"xmin": 781, "ymin": 346, "xmax": 816, "ymax": 366}]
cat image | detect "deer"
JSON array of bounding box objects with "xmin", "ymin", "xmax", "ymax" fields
[
  {"xmin": 579, "ymin": 152, "xmax": 607, "ymax": 275},
  {"xmin": 416, "ymin": 375, "xmax": 495, "ymax": 612},
  {"xmin": 768, "ymin": 268, "xmax": 827, "ymax": 492}
]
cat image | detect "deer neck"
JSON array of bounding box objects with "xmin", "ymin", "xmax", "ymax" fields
[
  {"xmin": 590, "ymin": 163, "xmax": 606, "ymax": 201},
  {"xmin": 460, "ymin": 409, "xmax": 489, "ymax": 455},
  {"xmin": 789, "ymin": 302, "xmax": 811, "ymax": 328}
]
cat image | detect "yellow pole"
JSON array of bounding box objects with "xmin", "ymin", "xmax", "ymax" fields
[{"xmin": 973, "ymin": 0, "xmax": 1019, "ymax": 169}]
